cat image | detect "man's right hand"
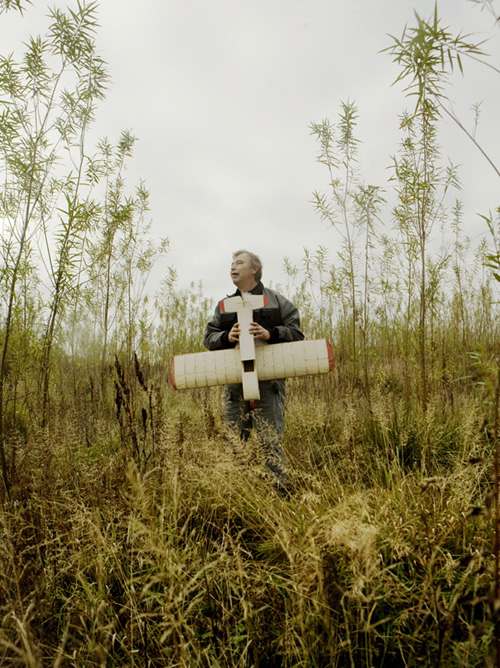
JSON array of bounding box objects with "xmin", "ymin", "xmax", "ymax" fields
[{"xmin": 228, "ymin": 323, "xmax": 240, "ymax": 343}]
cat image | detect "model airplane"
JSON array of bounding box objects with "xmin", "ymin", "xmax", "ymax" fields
[{"xmin": 169, "ymin": 294, "xmax": 334, "ymax": 400}]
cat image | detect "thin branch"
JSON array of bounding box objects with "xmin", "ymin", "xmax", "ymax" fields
[{"xmin": 437, "ymin": 98, "xmax": 500, "ymax": 179}]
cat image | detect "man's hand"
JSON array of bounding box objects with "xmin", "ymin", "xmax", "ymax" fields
[
  {"xmin": 228, "ymin": 323, "xmax": 240, "ymax": 343},
  {"xmin": 249, "ymin": 322, "xmax": 270, "ymax": 341},
  {"xmin": 228, "ymin": 322, "xmax": 270, "ymax": 343}
]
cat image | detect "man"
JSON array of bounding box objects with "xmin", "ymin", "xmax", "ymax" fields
[{"xmin": 204, "ymin": 249, "xmax": 304, "ymax": 492}]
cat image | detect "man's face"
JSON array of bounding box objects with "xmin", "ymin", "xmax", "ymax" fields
[{"xmin": 230, "ymin": 253, "xmax": 257, "ymax": 288}]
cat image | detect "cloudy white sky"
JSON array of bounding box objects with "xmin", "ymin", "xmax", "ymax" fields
[{"xmin": 2, "ymin": 0, "xmax": 499, "ymax": 302}]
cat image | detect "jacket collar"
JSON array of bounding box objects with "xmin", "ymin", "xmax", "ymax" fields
[{"xmin": 230, "ymin": 281, "xmax": 264, "ymax": 297}]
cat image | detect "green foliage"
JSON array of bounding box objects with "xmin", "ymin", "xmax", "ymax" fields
[
  {"xmin": 310, "ymin": 102, "xmax": 384, "ymax": 374},
  {"xmin": 0, "ymin": 0, "xmax": 31, "ymax": 14},
  {"xmin": 386, "ymin": 2, "xmax": 500, "ymax": 179},
  {"xmin": 386, "ymin": 5, "xmax": 485, "ymax": 106},
  {"xmin": 0, "ymin": 4, "xmax": 168, "ymax": 488},
  {"xmin": 482, "ymin": 208, "xmax": 500, "ymax": 281}
]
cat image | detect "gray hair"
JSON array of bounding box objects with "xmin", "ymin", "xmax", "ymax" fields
[{"xmin": 233, "ymin": 249, "xmax": 263, "ymax": 282}]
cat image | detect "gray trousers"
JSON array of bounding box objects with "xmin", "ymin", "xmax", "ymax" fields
[{"xmin": 222, "ymin": 379, "xmax": 287, "ymax": 484}]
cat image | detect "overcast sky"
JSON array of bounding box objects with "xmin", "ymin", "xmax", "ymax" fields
[{"xmin": 2, "ymin": 0, "xmax": 499, "ymax": 302}]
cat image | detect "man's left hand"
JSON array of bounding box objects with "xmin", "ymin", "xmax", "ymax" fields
[{"xmin": 249, "ymin": 322, "xmax": 270, "ymax": 341}]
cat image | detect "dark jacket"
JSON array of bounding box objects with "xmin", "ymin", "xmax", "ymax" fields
[{"xmin": 204, "ymin": 282, "xmax": 304, "ymax": 351}]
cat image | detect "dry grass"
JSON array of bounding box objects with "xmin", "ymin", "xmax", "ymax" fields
[{"xmin": 0, "ymin": 369, "xmax": 496, "ymax": 667}]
